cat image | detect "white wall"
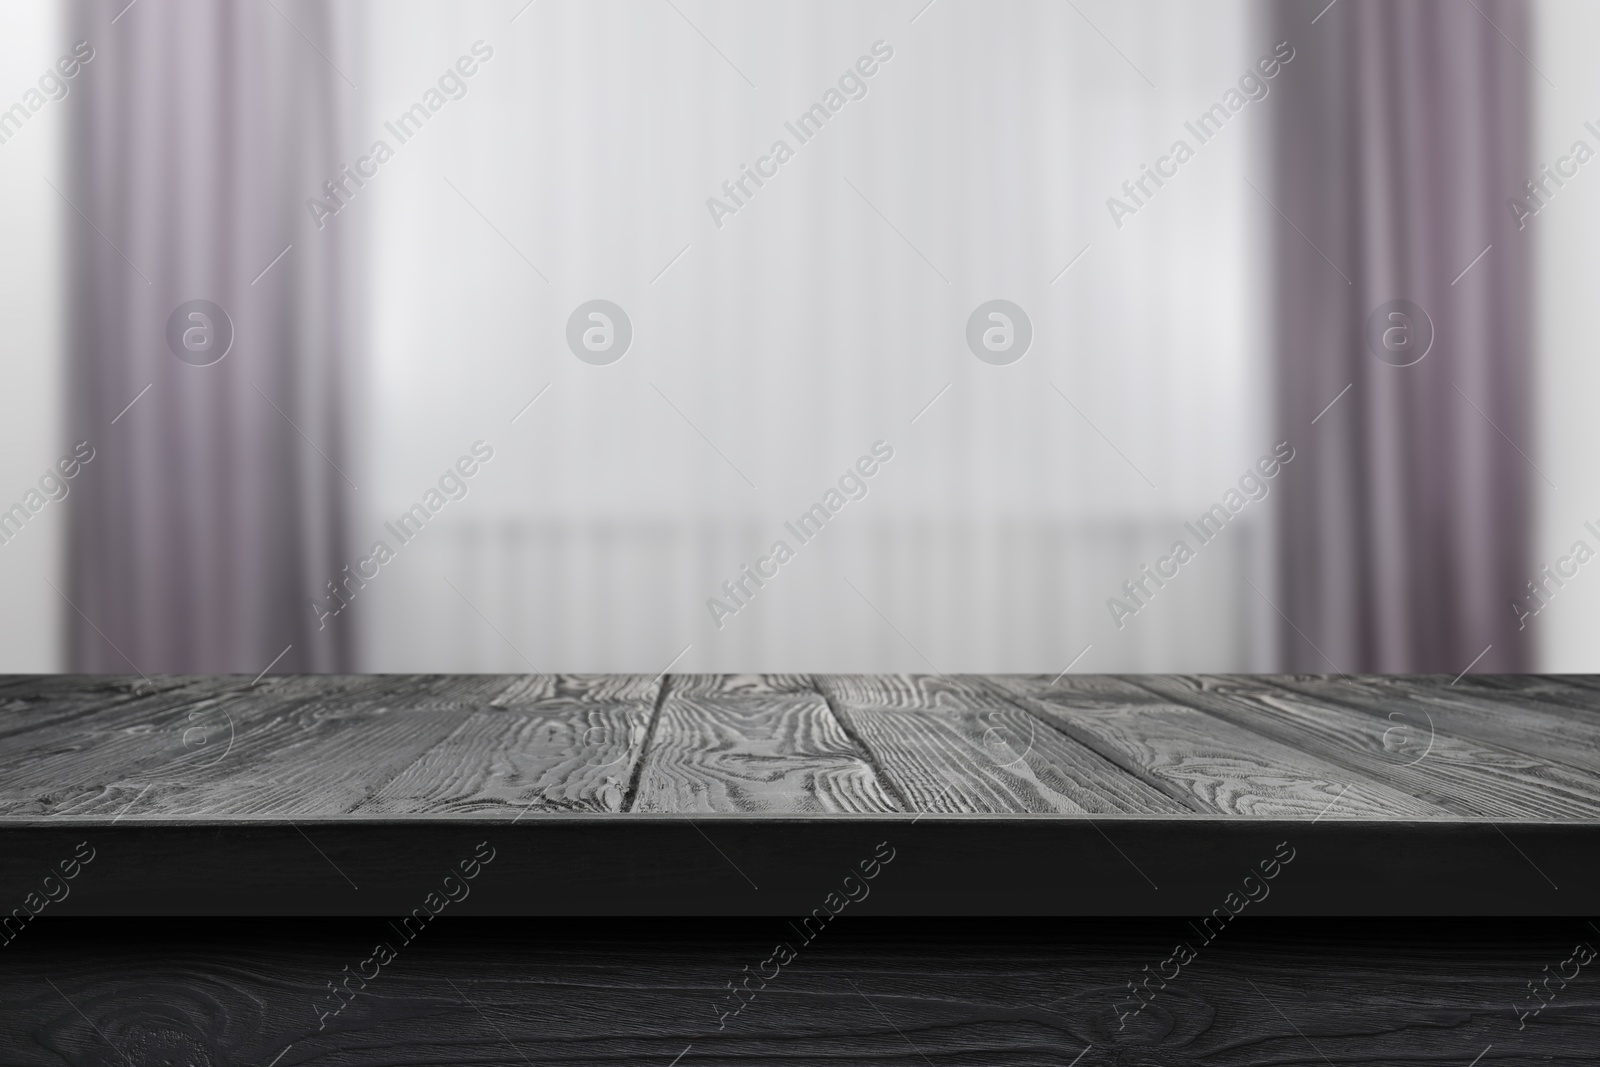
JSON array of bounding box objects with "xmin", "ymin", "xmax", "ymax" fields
[{"xmin": 0, "ymin": 1, "xmax": 65, "ymax": 671}]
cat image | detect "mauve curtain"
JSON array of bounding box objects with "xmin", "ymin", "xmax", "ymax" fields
[
  {"xmin": 1270, "ymin": 0, "xmax": 1533, "ymax": 673},
  {"xmin": 66, "ymin": 0, "xmax": 360, "ymax": 673}
]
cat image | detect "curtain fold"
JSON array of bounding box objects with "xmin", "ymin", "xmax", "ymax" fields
[
  {"xmin": 1270, "ymin": 0, "xmax": 1533, "ymax": 673},
  {"xmin": 66, "ymin": 0, "xmax": 360, "ymax": 673}
]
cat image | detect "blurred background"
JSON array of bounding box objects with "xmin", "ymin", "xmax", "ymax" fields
[{"xmin": 0, "ymin": 0, "xmax": 1588, "ymax": 676}]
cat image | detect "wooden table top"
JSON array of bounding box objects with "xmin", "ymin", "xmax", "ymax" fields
[{"xmin": 3, "ymin": 672, "xmax": 1597, "ymax": 915}]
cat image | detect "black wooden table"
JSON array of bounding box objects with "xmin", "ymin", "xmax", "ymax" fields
[
  {"xmin": 4, "ymin": 674, "xmax": 1597, "ymax": 1066},
  {"xmin": 2, "ymin": 672, "xmax": 1596, "ymax": 914}
]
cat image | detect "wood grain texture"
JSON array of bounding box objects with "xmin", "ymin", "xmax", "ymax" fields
[
  {"xmin": 993, "ymin": 675, "xmax": 1443, "ymax": 817},
  {"xmin": 0, "ymin": 676, "xmax": 473, "ymax": 818},
  {"xmin": 489, "ymin": 673, "xmax": 664, "ymax": 706},
  {"xmin": 1548, "ymin": 674, "xmax": 1600, "ymax": 694},
  {"xmin": 0, "ymin": 675, "xmax": 203, "ymax": 743},
  {"xmin": 631, "ymin": 677, "xmax": 900, "ymax": 813},
  {"xmin": 0, "ymin": 920, "xmax": 1592, "ymax": 1067},
  {"xmin": 1271, "ymin": 673, "xmax": 1600, "ymax": 778},
  {"xmin": 668, "ymin": 673, "xmax": 819, "ymax": 697},
  {"xmin": 1449, "ymin": 674, "xmax": 1600, "ymax": 722},
  {"xmin": 817, "ymin": 675, "xmax": 1188, "ymax": 814},
  {"xmin": 355, "ymin": 675, "xmax": 660, "ymax": 814},
  {"xmin": 1140, "ymin": 675, "xmax": 1600, "ymax": 820},
  {"xmin": 0, "ymin": 675, "xmax": 340, "ymax": 816},
  {"xmin": 2, "ymin": 674, "xmax": 1599, "ymax": 826}
]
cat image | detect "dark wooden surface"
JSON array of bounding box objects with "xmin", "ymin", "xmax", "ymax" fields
[
  {"xmin": 3, "ymin": 673, "xmax": 1599, "ymax": 914},
  {"xmin": 10, "ymin": 671, "xmax": 1600, "ymax": 820},
  {"xmin": 2, "ymin": 919, "xmax": 1596, "ymax": 1067}
]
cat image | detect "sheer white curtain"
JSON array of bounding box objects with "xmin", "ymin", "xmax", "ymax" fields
[
  {"xmin": 1533, "ymin": 0, "xmax": 1600, "ymax": 670},
  {"xmin": 354, "ymin": 0, "xmax": 1273, "ymax": 673},
  {"xmin": 0, "ymin": 1, "xmax": 64, "ymax": 671}
]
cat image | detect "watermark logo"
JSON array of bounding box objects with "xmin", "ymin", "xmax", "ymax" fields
[
  {"xmin": 312, "ymin": 441, "xmax": 495, "ymax": 631},
  {"xmin": 965, "ymin": 299, "xmax": 1032, "ymax": 365},
  {"xmin": 312, "ymin": 840, "xmax": 496, "ymax": 1030},
  {"xmin": 1364, "ymin": 299, "xmax": 1432, "ymax": 367},
  {"xmin": 0, "ymin": 442, "xmax": 96, "ymax": 550},
  {"xmin": 1105, "ymin": 40, "xmax": 1296, "ymax": 230},
  {"xmin": 707, "ymin": 440, "xmax": 894, "ymax": 630},
  {"xmin": 1515, "ymin": 937, "xmax": 1596, "ymax": 1030},
  {"xmin": 1, "ymin": 840, "xmax": 95, "ymax": 949},
  {"xmin": 308, "ymin": 41, "xmax": 494, "ymax": 230},
  {"xmin": 581, "ymin": 721, "xmax": 650, "ymax": 768},
  {"xmin": 1380, "ymin": 707, "xmax": 1434, "ymax": 766},
  {"xmin": 566, "ymin": 299, "xmax": 632, "ymax": 365},
  {"xmin": 714, "ymin": 841, "xmax": 895, "ymax": 1029},
  {"xmin": 1110, "ymin": 840, "xmax": 1296, "ymax": 1030},
  {"xmin": 1106, "ymin": 443, "xmax": 1295, "ymax": 630},
  {"xmin": 181, "ymin": 704, "xmax": 236, "ymax": 768},
  {"xmin": 1508, "ymin": 124, "xmax": 1599, "ymax": 231},
  {"xmin": 978, "ymin": 710, "xmax": 1036, "ymax": 768},
  {"xmin": 0, "ymin": 40, "xmax": 95, "ymax": 150},
  {"xmin": 166, "ymin": 300, "xmax": 233, "ymax": 366}
]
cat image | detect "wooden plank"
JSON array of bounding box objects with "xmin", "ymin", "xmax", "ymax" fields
[
  {"xmin": 0, "ymin": 673, "xmax": 198, "ymax": 702},
  {"xmin": 994, "ymin": 675, "xmax": 1442, "ymax": 817},
  {"xmin": 816, "ymin": 674, "xmax": 1188, "ymax": 814},
  {"xmin": 355, "ymin": 675, "xmax": 660, "ymax": 815},
  {"xmin": 631, "ymin": 677, "xmax": 899, "ymax": 813},
  {"xmin": 1140, "ymin": 675, "xmax": 1600, "ymax": 819},
  {"xmin": 2, "ymin": 673, "xmax": 1596, "ymax": 826},
  {"xmin": 0, "ymin": 673, "xmax": 191, "ymax": 699},
  {"xmin": 667, "ymin": 673, "xmax": 817, "ymax": 697},
  {"xmin": 1449, "ymin": 674, "xmax": 1600, "ymax": 722},
  {"xmin": 0, "ymin": 676, "xmax": 478, "ymax": 818},
  {"xmin": 1549, "ymin": 674, "xmax": 1600, "ymax": 694},
  {"xmin": 1, "ymin": 922, "xmax": 1594, "ymax": 1066},
  {"xmin": 0, "ymin": 675, "xmax": 216, "ymax": 743},
  {"xmin": 0, "ymin": 675, "xmax": 335, "ymax": 816},
  {"xmin": 489, "ymin": 673, "xmax": 663, "ymax": 706},
  {"xmin": 1272, "ymin": 674, "xmax": 1600, "ymax": 778},
  {"xmin": 110, "ymin": 676, "xmax": 508, "ymax": 817}
]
